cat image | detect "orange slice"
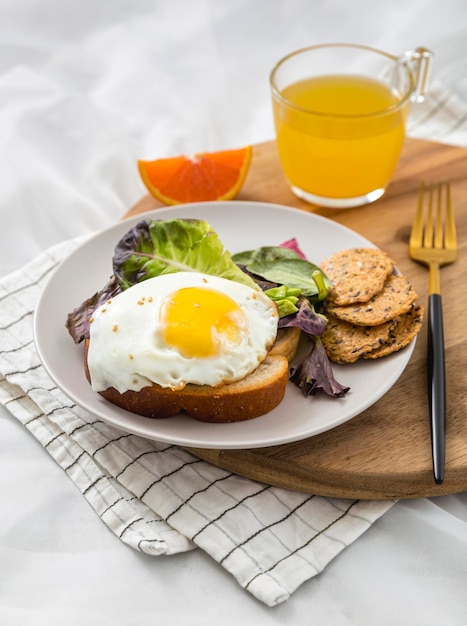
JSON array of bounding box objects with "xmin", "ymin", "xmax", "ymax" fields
[{"xmin": 138, "ymin": 146, "xmax": 252, "ymax": 205}]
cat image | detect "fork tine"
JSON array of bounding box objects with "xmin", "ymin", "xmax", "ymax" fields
[
  {"xmin": 434, "ymin": 183, "xmax": 444, "ymax": 249},
  {"xmin": 410, "ymin": 182, "xmax": 425, "ymax": 248},
  {"xmin": 444, "ymin": 182, "xmax": 458, "ymax": 250},
  {"xmin": 424, "ymin": 182, "xmax": 434, "ymax": 248}
]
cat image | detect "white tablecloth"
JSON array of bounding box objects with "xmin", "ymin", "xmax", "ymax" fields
[{"xmin": 1, "ymin": 1, "xmax": 467, "ymax": 624}]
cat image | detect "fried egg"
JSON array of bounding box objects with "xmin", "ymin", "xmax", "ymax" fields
[{"xmin": 87, "ymin": 271, "xmax": 279, "ymax": 393}]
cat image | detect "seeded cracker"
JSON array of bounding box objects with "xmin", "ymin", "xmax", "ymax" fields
[
  {"xmin": 320, "ymin": 248, "xmax": 394, "ymax": 305},
  {"xmin": 326, "ymin": 274, "xmax": 418, "ymax": 326},
  {"xmin": 363, "ymin": 305, "xmax": 424, "ymax": 359},
  {"xmin": 322, "ymin": 316, "xmax": 397, "ymax": 364}
]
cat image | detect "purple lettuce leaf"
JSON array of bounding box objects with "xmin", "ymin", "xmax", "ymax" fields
[
  {"xmin": 279, "ymin": 237, "xmax": 307, "ymax": 259},
  {"xmin": 290, "ymin": 336, "xmax": 350, "ymax": 398},
  {"xmin": 278, "ymin": 297, "xmax": 327, "ymax": 335},
  {"xmin": 275, "ymin": 242, "xmax": 350, "ymax": 398},
  {"xmin": 65, "ymin": 276, "xmax": 121, "ymax": 344}
]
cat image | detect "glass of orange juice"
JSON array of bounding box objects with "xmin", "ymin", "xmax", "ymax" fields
[{"xmin": 270, "ymin": 44, "xmax": 433, "ymax": 208}]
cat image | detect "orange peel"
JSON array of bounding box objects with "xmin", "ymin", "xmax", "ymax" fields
[{"xmin": 138, "ymin": 146, "xmax": 253, "ymax": 205}]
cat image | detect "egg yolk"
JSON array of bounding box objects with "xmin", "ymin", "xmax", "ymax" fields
[{"xmin": 160, "ymin": 286, "xmax": 248, "ymax": 358}]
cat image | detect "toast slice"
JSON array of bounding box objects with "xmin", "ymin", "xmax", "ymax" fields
[{"xmin": 83, "ymin": 327, "xmax": 300, "ymax": 423}]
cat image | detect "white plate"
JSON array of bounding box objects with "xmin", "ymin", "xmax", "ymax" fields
[{"xmin": 34, "ymin": 201, "xmax": 414, "ymax": 449}]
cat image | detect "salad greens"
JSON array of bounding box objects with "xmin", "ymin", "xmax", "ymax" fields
[
  {"xmin": 264, "ymin": 284, "xmax": 301, "ymax": 317},
  {"xmin": 232, "ymin": 246, "xmax": 331, "ymax": 299},
  {"xmin": 65, "ymin": 218, "xmax": 350, "ymax": 399},
  {"xmin": 290, "ymin": 336, "xmax": 350, "ymax": 398},
  {"xmin": 113, "ymin": 218, "xmax": 257, "ymax": 290},
  {"xmin": 66, "ymin": 276, "xmax": 121, "ymax": 345},
  {"xmin": 234, "ymin": 240, "xmax": 349, "ymax": 398}
]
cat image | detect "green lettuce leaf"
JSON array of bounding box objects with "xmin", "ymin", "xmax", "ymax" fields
[
  {"xmin": 232, "ymin": 245, "xmax": 331, "ymax": 300},
  {"xmin": 113, "ymin": 218, "xmax": 258, "ymax": 290}
]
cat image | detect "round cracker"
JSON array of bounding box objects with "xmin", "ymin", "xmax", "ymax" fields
[
  {"xmin": 322, "ymin": 316, "xmax": 396, "ymax": 364},
  {"xmin": 320, "ymin": 247, "xmax": 394, "ymax": 306},
  {"xmin": 363, "ymin": 305, "xmax": 424, "ymax": 359},
  {"xmin": 326, "ymin": 274, "xmax": 418, "ymax": 326}
]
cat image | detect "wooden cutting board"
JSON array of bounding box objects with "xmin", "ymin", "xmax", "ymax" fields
[{"xmin": 125, "ymin": 138, "xmax": 467, "ymax": 500}]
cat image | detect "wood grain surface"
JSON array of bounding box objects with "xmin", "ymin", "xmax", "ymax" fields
[{"xmin": 125, "ymin": 138, "xmax": 467, "ymax": 499}]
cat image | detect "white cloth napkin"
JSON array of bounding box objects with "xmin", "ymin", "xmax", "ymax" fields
[{"xmin": 0, "ymin": 238, "xmax": 394, "ymax": 606}]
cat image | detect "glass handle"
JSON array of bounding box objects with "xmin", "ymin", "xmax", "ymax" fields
[{"xmin": 402, "ymin": 47, "xmax": 434, "ymax": 102}]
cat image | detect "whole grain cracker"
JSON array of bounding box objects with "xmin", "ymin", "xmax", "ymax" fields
[
  {"xmin": 363, "ymin": 304, "xmax": 424, "ymax": 359},
  {"xmin": 322, "ymin": 316, "xmax": 397, "ymax": 364},
  {"xmin": 320, "ymin": 247, "xmax": 394, "ymax": 306},
  {"xmin": 326, "ymin": 274, "xmax": 418, "ymax": 326}
]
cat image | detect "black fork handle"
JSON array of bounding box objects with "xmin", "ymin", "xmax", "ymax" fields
[{"xmin": 427, "ymin": 293, "xmax": 446, "ymax": 484}]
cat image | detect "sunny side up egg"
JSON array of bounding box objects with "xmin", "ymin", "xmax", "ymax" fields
[{"xmin": 87, "ymin": 271, "xmax": 279, "ymax": 393}]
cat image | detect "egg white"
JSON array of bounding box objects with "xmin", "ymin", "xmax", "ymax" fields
[{"xmin": 87, "ymin": 272, "xmax": 279, "ymax": 392}]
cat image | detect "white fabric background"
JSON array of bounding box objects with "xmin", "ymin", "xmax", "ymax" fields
[{"xmin": 1, "ymin": 0, "xmax": 467, "ymax": 624}]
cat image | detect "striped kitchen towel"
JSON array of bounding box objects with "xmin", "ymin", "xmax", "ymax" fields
[
  {"xmin": 0, "ymin": 238, "xmax": 394, "ymax": 607},
  {"xmin": 407, "ymin": 79, "xmax": 467, "ymax": 145}
]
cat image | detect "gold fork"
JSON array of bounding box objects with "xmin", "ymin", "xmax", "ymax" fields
[{"xmin": 409, "ymin": 182, "xmax": 458, "ymax": 484}]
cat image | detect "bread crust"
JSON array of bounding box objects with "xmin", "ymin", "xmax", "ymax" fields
[{"xmin": 83, "ymin": 326, "xmax": 300, "ymax": 423}]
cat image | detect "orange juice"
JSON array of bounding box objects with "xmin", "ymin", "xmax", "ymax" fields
[{"xmin": 272, "ymin": 74, "xmax": 411, "ymax": 202}]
